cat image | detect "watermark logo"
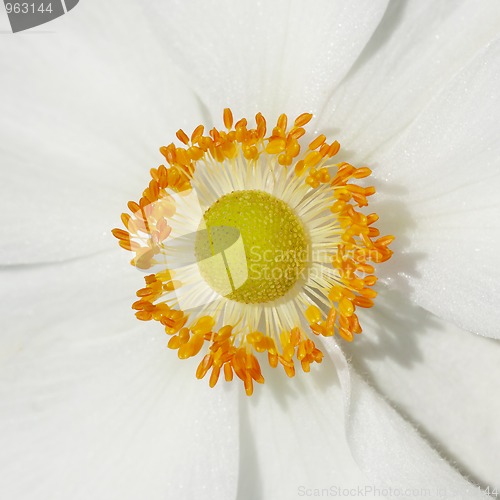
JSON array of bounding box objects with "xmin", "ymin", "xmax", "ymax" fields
[
  {"xmin": 147, "ymin": 226, "xmax": 249, "ymax": 311},
  {"xmin": 125, "ymin": 191, "xmax": 378, "ymax": 312},
  {"xmin": 3, "ymin": 0, "xmax": 78, "ymax": 33}
]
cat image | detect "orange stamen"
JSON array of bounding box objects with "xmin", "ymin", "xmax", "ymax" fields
[{"xmin": 112, "ymin": 108, "xmax": 394, "ymax": 395}]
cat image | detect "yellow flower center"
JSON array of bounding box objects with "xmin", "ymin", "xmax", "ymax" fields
[
  {"xmin": 195, "ymin": 190, "xmax": 308, "ymax": 304},
  {"xmin": 112, "ymin": 108, "xmax": 395, "ymax": 396}
]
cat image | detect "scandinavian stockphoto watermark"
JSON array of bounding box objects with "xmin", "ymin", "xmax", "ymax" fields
[
  {"xmin": 129, "ymin": 191, "xmax": 379, "ymax": 312},
  {"xmin": 3, "ymin": 0, "xmax": 78, "ymax": 32},
  {"xmin": 296, "ymin": 484, "xmax": 499, "ymax": 498}
]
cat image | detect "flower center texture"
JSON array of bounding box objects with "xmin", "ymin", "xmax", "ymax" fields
[
  {"xmin": 113, "ymin": 108, "xmax": 394, "ymax": 395},
  {"xmin": 195, "ymin": 190, "xmax": 308, "ymax": 304}
]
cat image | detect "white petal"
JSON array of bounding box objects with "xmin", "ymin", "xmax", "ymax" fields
[
  {"xmin": 0, "ymin": 0, "xmax": 201, "ymax": 265},
  {"xmin": 345, "ymin": 289, "xmax": 500, "ymax": 489},
  {"xmin": 0, "ymin": 250, "xmax": 138, "ymax": 365},
  {"xmin": 238, "ymin": 362, "xmax": 370, "ymax": 500},
  {"xmin": 321, "ymin": 340, "xmax": 487, "ymax": 499},
  {"xmin": 0, "ymin": 253, "xmax": 239, "ymax": 499},
  {"xmin": 0, "ymin": 8, "xmax": 9, "ymax": 31},
  {"xmin": 369, "ymin": 36, "xmax": 500, "ymax": 338},
  {"xmin": 320, "ymin": 0, "xmax": 500, "ymax": 164},
  {"xmin": 148, "ymin": 0, "xmax": 389, "ymax": 122}
]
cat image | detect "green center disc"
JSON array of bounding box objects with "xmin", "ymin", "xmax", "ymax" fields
[{"xmin": 195, "ymin": 190, "xmax": 309, "ymax": 304}]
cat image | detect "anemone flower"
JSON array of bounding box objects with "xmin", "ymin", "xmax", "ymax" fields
[{"xmin": 1, "ymin": 1, "xmax": 500, "ymax": 499}]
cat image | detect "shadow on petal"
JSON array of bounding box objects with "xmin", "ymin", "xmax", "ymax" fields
[
  {"xmin": 346, "ymin": 288, "xmax": 437, "ymax": 369},
  {"xmin": 344, "ymin": 0, "xmax": 409, "ymax": 78},
  {"xmin": 236, "ymin": 391, "xmax": 263, "ymax": 500},
  {"xmin": 343, "ymin": 292, "xmax": 492, "ymax": 489}
]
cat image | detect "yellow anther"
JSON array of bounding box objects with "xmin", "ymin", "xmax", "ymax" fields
[
  {"xmin": 294, "ymin": 160, "xmax": 306, "ymax": 176},
  {"xmin": 191, "ymin": 124, "xmax": 204, "ymax": 143},
  {"xmin": 217, "ymin": 325, "xmax": 233, "ymax": 341},
  {"xmin": 325, "ymin": 308, "xmax": 336, "ymax": 336},
  {"xmin": 339, "ymin": 297, "xmax": 354, "ymax": 317},
  {"xmin": 328, "ymin": 141, "xmax": 340, "ymax": 157},
  {"xmin": 111, "ymin": 228, "xmax": 130, "ymax": 241},
  {"xmin": 286, "ymin": 137, "xmax": 300, "ymax": 157},
  {"xmin": 266, "ymin": 138, "xmax": 286, "ymax": 154},
  {"xmin": 304, "ymin": 150, "xmax": 323, "ymax": 169},
  {"xmin": 191, "ymin": 316, "xmax": 215, "ymax": 335},
  {"xmin": 178, "ymin": 334, "xmax": 204, "ymax": 359},
  {"xmin": 196, "ymin": 354, "xmax": 213, "ymax": 379},
  {"xmin": 178, "ymin": 328, "xmax": 190, "ymax": 344},
  {"xmin": 309, "ymin": 134, "xmax": 326, "ymax": 150},
  {"xmin": 305, "ymin": 305, "xmax": 322, "ymax": 324},
  {"xmin": 223, "ymin": 108, "xmax": 234, "ymax": 129},
  {"xmin": 294, "ymin": 112, "xmax": 313, "ymax": 127},
  {"xmin": 168, "ymin": 335, "xmax": 181, "ymax": 350},
  {"xmin": 318, "ymin": 167, "xmax": 330, "ymax": 183},
  {"xmin": 277, "ymin": 113, "xmax": 288, "ymax": 131},
  {"xmin": 328, "ymin": 286, "xmax": 343, "ymax": 302},
  {"xmin": 224, "ymin": 363, "xmax": 233, "ymax": 382},
  {"xmin": 176, "ymin": 129, "xmax": 190, "ymax": 145}
]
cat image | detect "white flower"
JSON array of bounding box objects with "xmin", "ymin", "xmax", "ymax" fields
[{"xmin": 1, "ymin": 1, "xmax": 500, "ymax": 500}]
